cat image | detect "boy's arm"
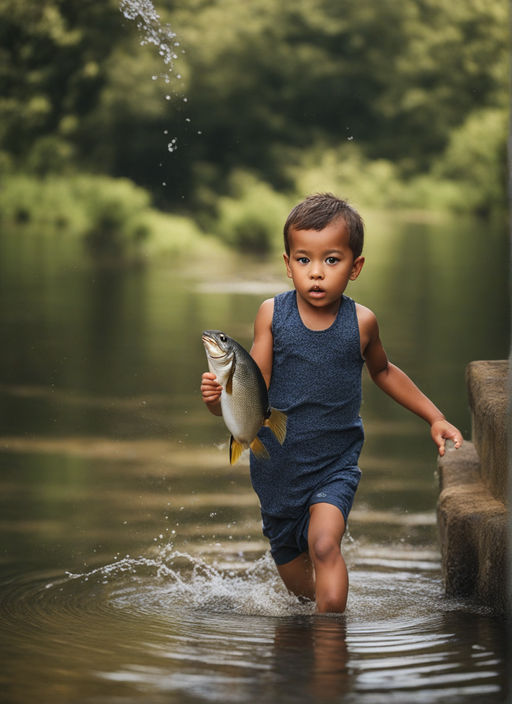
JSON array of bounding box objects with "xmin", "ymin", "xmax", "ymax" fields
[
  {"xmin": 250, "ymin": 298, "xmax": 274, "ymax": 388},
  {"xmin": 357, "ymin": 304, "xmax": 463, "ymax": 456}
]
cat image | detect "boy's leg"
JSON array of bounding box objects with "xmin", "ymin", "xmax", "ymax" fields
[
  {"xmin": 276, "ymin": 552, "xmax": 315, "ymax": 601},
  {"xmin": 308, "ymin": 503, "xmax": 348, "ymax": 613}
]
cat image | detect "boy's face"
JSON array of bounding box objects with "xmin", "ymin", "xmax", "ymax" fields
[{"xmin": 283, "ymin": 219, "xmax": 364, "ymax": 310}]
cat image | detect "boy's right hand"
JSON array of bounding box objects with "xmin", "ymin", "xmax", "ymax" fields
[{"xmin": 200, "ymin": 372, "xmax": 223, "ymax": 411}]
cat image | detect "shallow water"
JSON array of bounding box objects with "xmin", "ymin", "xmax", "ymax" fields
[{"xmin": 0, "ymin": 216, "xmax": 509, "ymax": 703}]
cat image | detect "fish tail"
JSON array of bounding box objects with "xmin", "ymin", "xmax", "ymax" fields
[
  {"xmin": 265, "ymin": 408, "xmax": 287, "ymax": 445},
  {"xmin": 229, "ymin": 436, "xmax": 245, "ymax": 465},
  {"xmin": 249, "ymin": 436, "xmax": 270, "ymax": 460}
]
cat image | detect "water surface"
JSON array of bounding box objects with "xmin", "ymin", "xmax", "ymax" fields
[{"xmin": 0, "ymin": 215, "xmax": 508, "ymax": 703}]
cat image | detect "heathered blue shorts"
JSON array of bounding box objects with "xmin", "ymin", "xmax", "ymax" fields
[{"xmin": 261, "ymin": 467, "xmax": 362, "ymax": 566}]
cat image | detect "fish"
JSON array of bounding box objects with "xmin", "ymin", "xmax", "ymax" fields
[{"xmin": 202, "ymin": 330, "xmax": 287, "ymax": 465}]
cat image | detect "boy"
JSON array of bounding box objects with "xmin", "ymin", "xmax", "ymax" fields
[{"xmin": 201, "ymin": 193, "xmax": 463, "ymax": 613}]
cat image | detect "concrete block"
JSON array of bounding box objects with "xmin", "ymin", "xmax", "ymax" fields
[
  {"xmin": 466, "ymin": 360, "xmax": 508, "ymax": 503},
  {"xmin": 437, "ymin": 442, "xmax": 507, "ymax": 614}
]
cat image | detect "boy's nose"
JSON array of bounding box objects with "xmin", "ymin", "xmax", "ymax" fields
[{"xmin": 311, "ymin": 267, "xmax": 324, "ymax": 279}]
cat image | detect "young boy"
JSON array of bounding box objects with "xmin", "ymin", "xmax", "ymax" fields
[{"xmin": 200, "ymin": 193, "xmax": 463, "ymax": 613}]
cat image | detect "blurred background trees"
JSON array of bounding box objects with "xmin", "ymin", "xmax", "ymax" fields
[{"xmin": 0, "ymin": 0, "xmax": 508, "ymax": 255}]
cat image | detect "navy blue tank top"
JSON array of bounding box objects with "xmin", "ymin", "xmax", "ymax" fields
[{"xmin": 250, "ymin": 290, "xmax": 364, "ymax": 519}]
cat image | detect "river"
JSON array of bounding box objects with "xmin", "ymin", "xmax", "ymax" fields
[{"xmin": 0, "ymin": 213, "xmax": 509, "ymax": 703}]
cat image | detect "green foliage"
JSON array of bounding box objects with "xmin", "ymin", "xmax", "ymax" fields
[
  {"xmin": 431, "ymin": 107, "xmax": 509, "ymax": 216},
  {"xmin": 212, "ymin": 171, "xmax": 291, "ymax": 253},
  {"xmin": 0, "ymin": 0, "xmax": 508, "ymax": 225},
  {"xmin": 75, "ymin": 177, "xmax": 152, "ymax": 257},
  {"xmin": 0, "ymin": 174, "xmax": 221, "ymax": 260}
]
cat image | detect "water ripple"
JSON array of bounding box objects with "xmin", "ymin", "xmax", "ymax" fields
[{"xmin": 0, "ymin": 546, "xmax": 506, "ymax": 704}]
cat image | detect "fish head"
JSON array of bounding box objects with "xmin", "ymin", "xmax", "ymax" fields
[{"xmin": 201, "ymin": 330, "xmax": 235, "ymax": 379}]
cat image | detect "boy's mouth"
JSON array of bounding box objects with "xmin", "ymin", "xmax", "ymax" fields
[{"xmin": 309, "ymin": 285, "xmax": 325, "ymax": 296}]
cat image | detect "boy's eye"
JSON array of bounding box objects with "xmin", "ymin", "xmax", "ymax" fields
[
  {"xmin": 326, "ymin": 257, "xmax": 339, "ymax": 265},
  {"xmin": 297, "ymin": 257, "xmax": 310, "ymax": 264}
]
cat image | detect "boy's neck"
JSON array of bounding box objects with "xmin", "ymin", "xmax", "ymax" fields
[{"xmin": 295, "ymin": 293, "xmax": 343, "ymax": 331}]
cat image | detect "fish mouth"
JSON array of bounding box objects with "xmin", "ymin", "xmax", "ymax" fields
[{"xmin": 202, "ymin": 333, "xmax": 227, "ymax": 358}]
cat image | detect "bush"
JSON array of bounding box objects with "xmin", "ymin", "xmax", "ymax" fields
[
  {"xmin": 213, "ymin": 170, "xmax": 291, "ymax": 254},
  {"xmin": 73, "ymin": 177, "xmax": 152, "ymax": 258},
  {"xmin": 431, "ymin": 107, "xmax": 508, "ymax": 216}
]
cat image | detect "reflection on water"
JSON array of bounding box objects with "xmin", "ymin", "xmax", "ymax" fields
[{"xmin": 0, "ymin": 217, "xmax": 508, "ymax": 703}]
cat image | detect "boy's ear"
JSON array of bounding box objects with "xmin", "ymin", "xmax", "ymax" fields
[
  {"xmin": 283, "ymin": 252, "xmax": 293, "ymax": 278},
  {"xmin": 350, "ymin": 256, "xmax": 365, "ymax": 280}
]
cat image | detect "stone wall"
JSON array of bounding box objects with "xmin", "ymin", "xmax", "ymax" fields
[{"xmin": 437, "ymin": 360, "xmax": 508, "ymax": 614}]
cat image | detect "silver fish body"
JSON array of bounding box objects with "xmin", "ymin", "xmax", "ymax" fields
[{"xmin": 202, "ymin": 330, "xmax": 286, "ymax": 464}]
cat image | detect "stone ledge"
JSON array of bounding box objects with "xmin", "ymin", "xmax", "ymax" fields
[
  {"xmin": 437, "ymin": 442, "xmax": 507, "ymax": 614},
  {"xmin": 466, "ymin": 360, "xmax": 508, "ymax": 503}
]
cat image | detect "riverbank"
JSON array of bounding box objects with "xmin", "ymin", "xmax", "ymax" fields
[
  {"xmin": 0, "ymin": 174, "xmax": 226, "ymax": 262},
  {"xmin": 1, "ymin": 171, "xmax": 507, "ymax": 263}
]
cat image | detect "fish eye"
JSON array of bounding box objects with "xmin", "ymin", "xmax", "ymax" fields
[{"xmin": 219, "ymin": 333, "xmax": 227, "ymax": 342}]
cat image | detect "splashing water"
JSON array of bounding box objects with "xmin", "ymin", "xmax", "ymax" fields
[
  {"xmin": 120, "ymin": 0, "xmax": 179, "ymax": 76},
  {"xmin": 120, "ymin": 0, "xmax": 185, "ymax": 155},
  {"xmin": 65, "ymin": 546, "xmax": 314, "ymax": 618}
]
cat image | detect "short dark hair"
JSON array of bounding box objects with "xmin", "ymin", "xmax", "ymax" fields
[{"xmin": 284, "ymin": 193, "xmax": 364, "ymax": 259}]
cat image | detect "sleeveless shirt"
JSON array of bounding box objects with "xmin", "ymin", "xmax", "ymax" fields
[{"xmin": 250, "ymin": 290, "xmax": 364, "ymax": 520}]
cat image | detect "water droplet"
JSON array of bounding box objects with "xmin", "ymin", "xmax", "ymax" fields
[
  {"xmin": 185, "ymin": 118, "xmax": 191, "ymax": 122},
  {"xmin": 347, "ymin": 136, "xmax": 354, "ymax": 141},
  {"xmin": 165, "ymin": 95, "xmax": 171, "ymax": 100},
  {"xmin": 162, "ymin": 182, "xmax": 167, "ymax": 186},
  {"xmin": 197, "ymin": 130, "xmax": 202, "ymax": 135}
]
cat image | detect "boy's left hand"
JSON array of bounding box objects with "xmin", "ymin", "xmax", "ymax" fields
[{"xmin": 431, "ymin": 419, "xmax": 463, "ymax": 456}]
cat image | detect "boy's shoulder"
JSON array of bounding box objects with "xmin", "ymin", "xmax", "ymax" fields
[
  {"xmin": 355, "ymin": 302, "xmax": 379, "ymax": 331},
  {"xmin": 257, "ymin": 289, "xmax": 293, "ymax": 316},
  {"xmin": 255, "ymin": 297, "xmax": 275, "ymax": 329}
]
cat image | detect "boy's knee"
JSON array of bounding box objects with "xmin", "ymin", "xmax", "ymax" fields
[
  {"xmin": 310, "ymin": 535, "xmax": 340, "ymax": 564},
  {"xmin": 317, "ymin": 589, "xmax": 347, "ymax": 614}
]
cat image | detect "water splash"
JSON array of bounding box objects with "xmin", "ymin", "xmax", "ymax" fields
[
  {"xmin": 65, "ymin": 546, "xmax": 314, "ymax": 618},
  {"xmin": 120, "ymin": 0, "xmax": 179, "ymax": 77},
  {"xmin": 120, "ymin": 0, "xmax": 185, "ymax": 157}
]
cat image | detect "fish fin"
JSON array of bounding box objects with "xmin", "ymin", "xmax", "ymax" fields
[
  {"xmin": 225, "ymin": 358, "xmax": 235, "ymax": 394},
  {"xmin": 264, "ymin": 408, "xmax": 287, "ymax": 445},
  {"xmin": 249, "ymin": 436, "xmax": 270, "ymax": 460},
  {"xmin": 229, "ymin": 436, "xmax": 244, "ymax": 465}
]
